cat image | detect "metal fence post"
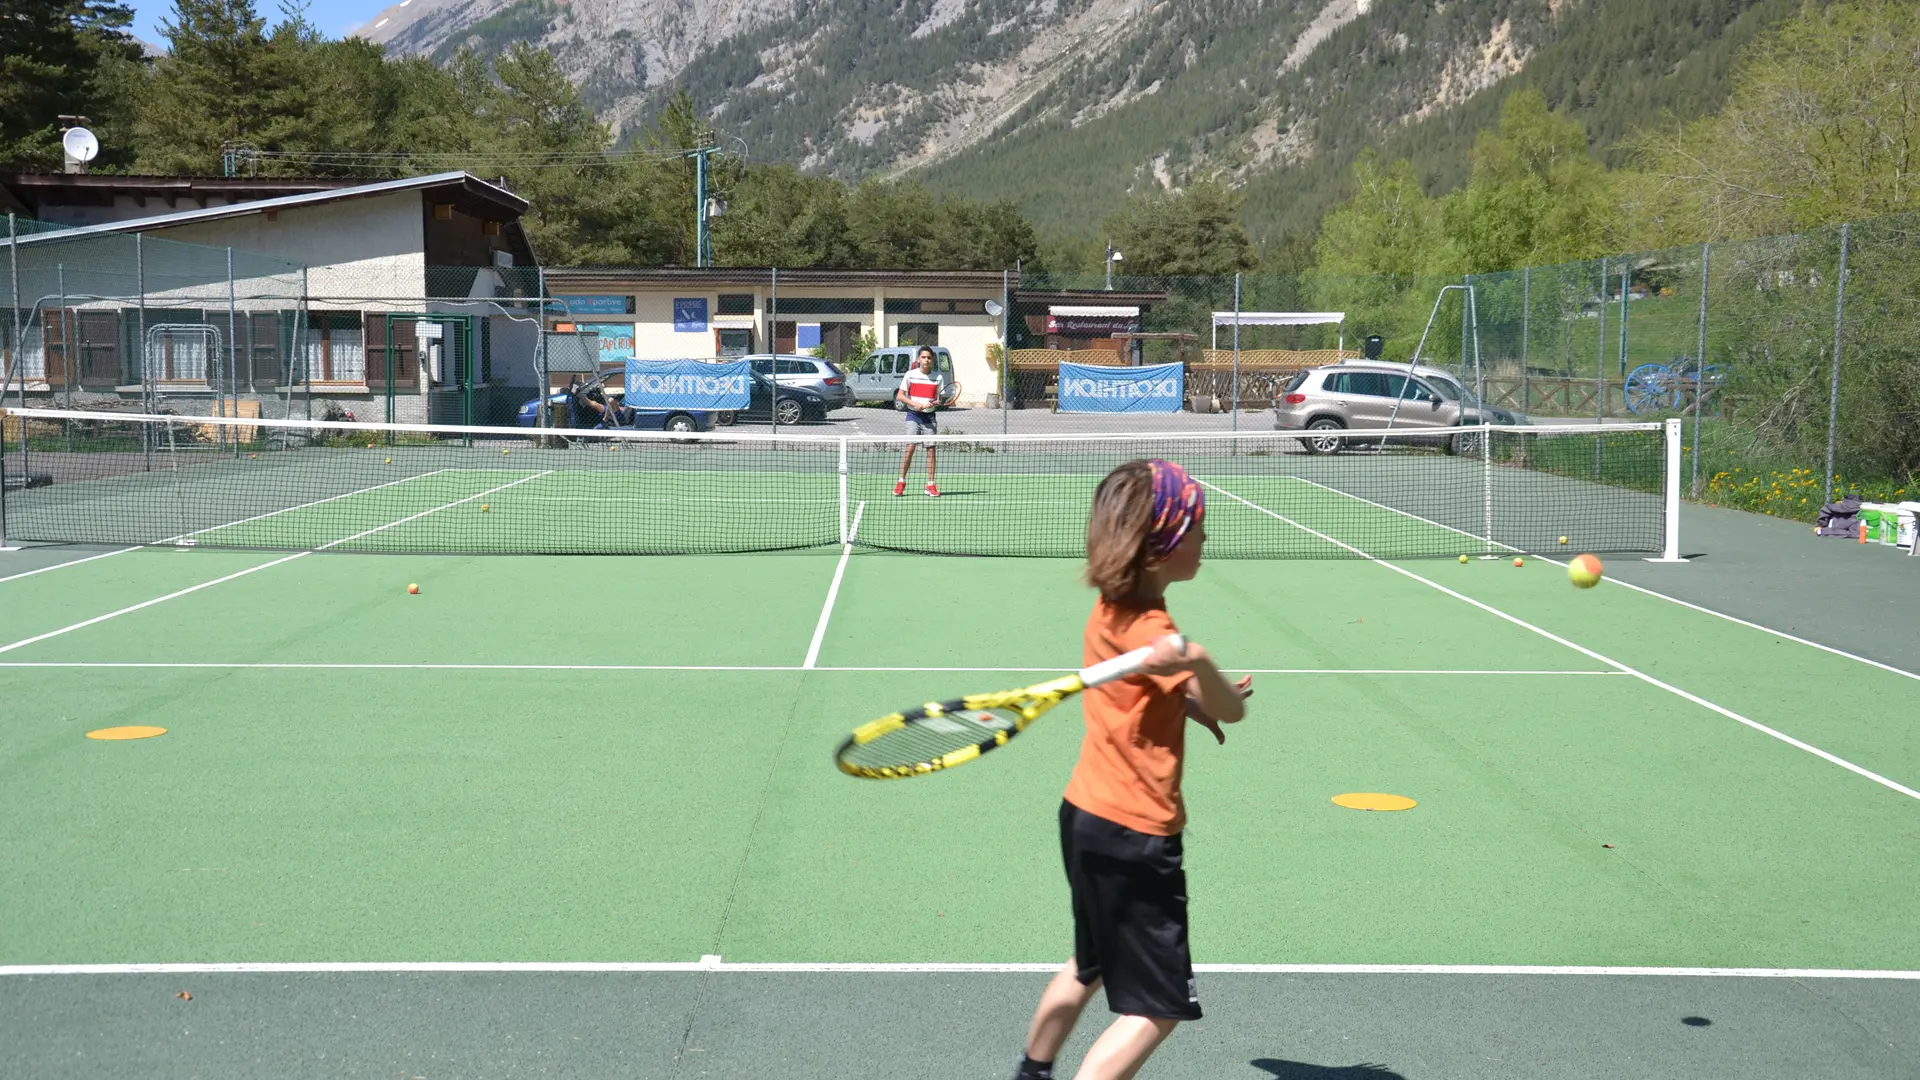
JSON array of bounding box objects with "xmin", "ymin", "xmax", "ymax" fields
[
  {"xmin": 1618, "ymin": 263, "xmax": 1631, "ymax": 392},
  {"xmin": 536, "ymin": 265, "xmax": 550, "ymax": 428},
  {"xmin": 1520, "ymin": 266, "xmax": 1530, "ymax": 414},
  {"xmin": 57, "ymin": 264, "xmax": 69, "ymax": 411},
  {"xmin": 1822, "ymin": 222, "xmax": 1850, "ymax": 506},
  {"xmin": 1231, "ymin": 271, "xmax": 1241, "ymax": 435},
  {"xmin": 226, "ymin": 246, "xmax": 239, "ymax": 452},
  {"xmin": 1691, "ymin": 242, "xmax": 1710, "ymax": 498},
  {"xmin": 769, "ymin": 267, "xmax": 779, "ymax": 432},
  {"xmin": 8, "ymin": 212, "xmax": 20, "ymax": 420},
  {"xmin": 1000, "ymin": 268, "xmax": 1009, "ymax": 435},
  {"xmin": 301, "ymin": 266, "xmax": 312, "ymax": 421},
  {"xmin": 1594, "ymin": 258, "xmax": 1607, "ymax": 423},
  {"xmin": 137, "ymin": 233, "xmax": 150, "ymax": 469}
]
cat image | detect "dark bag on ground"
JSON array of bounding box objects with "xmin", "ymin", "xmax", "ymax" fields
[{"xmin": 1815, "ymin": 495, "xmax": 1864, "ymax": 537}]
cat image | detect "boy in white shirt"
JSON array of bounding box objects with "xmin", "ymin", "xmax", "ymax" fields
[{"xmin": 894, "ymin": 346, "xmax": 942, "ymax": 497}]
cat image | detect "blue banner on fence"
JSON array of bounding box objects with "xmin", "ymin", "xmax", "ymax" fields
[
  {"xmin": 1057, "ymin": 362, "xmax": 1184, "ymax": 413},
  {"xmin": 625, "ymin": 359, "xmax": 751, "ymax": 409}
]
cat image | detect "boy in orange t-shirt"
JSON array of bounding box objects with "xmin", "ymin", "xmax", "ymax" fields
[{"xmin": 1012, "ymin": 459, "xmax": 1252, "ymax": 1080}]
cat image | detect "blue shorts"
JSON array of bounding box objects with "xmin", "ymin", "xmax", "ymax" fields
[{"xmin": 905, "ymin": 411, "xmax": 938, "ymax": 436}]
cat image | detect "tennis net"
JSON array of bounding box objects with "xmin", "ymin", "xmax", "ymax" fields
[{"xmin": 1, "ymin": 408, "xmax": 1680, "ymax": 560}]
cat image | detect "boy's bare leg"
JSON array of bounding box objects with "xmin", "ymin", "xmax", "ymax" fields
[
  {"xmin": 1074, "ymin": 1016, "xmax": 1178, "ymax": 1080},
  {"xmin": 1024, "ymin": 961, "xmax": 1099, "ymax": 1063},
  {"xmin": 897, "ymin": 444, "xmax": 916, "ymax": 479}
]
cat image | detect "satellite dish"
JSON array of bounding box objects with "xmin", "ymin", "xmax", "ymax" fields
[
  {"xmin": 984, "ymin": 299, "xmax": 1004, "ymax": 317},
  {"xmin": 62, "ymin": 127, "xmax": 100, "ymax": 163}
]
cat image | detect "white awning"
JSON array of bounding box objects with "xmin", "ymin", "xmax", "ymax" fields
[
  {"xmin": 1051, "ymin": 305, "xmax": 1141, "ymax": 317},
  {"xmin": 1211, "ymin": 311, "xmax": 1344, "ymax": 326}
]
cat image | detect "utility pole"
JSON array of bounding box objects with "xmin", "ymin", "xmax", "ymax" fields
[{"xmin": 687, "ymin": 130, "xmax": 724, "ymax": 268}]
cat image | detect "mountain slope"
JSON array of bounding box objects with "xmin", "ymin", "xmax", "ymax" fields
[{"xmin": 356, "ymin": 0, "xmax": 1800, "ymax": 246}]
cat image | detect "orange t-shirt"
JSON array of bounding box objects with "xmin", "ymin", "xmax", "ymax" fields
[{"xmin": 1062, "ymin": 598, "xmax": 1193, "ymax": 836}]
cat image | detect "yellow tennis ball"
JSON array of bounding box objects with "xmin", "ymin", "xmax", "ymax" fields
[
  {"xmin": 1458, "ymin": 554, "xmax": 1469, "ymax": 563},
  {"xmin": 481, "ymin": 504, "xmax": 490, "ymax": 512},
  {"xmin": 1512, "ymin": 557, "xmax": 1524, "ymax": 567},
  {"xmin": 407, "ymin": 583, "xmax": 419, "ymax": 594},
  {"xmin": 384, "ymin": 457, "xmax": 391, "ymax": 464},
  {"xmin": 503, "ymin": 449, "xmax": 510, "ymax": 455},
  {"xmin": 1558, "ymin": 536, "xmax": 1569, "ymax": 545},
  {"xmin": 1569, "ymin": 553, "xmax": 1604, "ymax": 589}
]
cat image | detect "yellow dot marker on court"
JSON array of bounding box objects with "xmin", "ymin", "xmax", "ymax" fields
[
  {"xmin": 1332, "ymin": 792, "xmax": 1416, "ymax": 811},
  {"xmin": 87, "ymin": 726, "xmax": 167, "ymax": 741}
]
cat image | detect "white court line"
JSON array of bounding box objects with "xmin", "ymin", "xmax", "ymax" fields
[
  {"xmin": 0, "ymin": 472, "xmax": 552, "ymax": 658},
  {"xmin": 0, "ymin": 662, "xmax": 1623, "ymax": 675},
  {"xmin": 1200, "ymin": 478, "xmax": 1920, "ymax": 803},
  {"xmin": 0, "ymin": 468, "xmax": 454, "ymax": 586},
  {"xmin": 0, "ymin": 546, "xmax": 139, "ymax": 584},
  {"xmin": 803, "ymin": 500, "xmax": 864, "ymax": 669},
  {"xmin": 1, "ymin": 960, "xmax": 1915, "ymax": 979},
  {"xmin": 1288, "ymin": 473, "xmax": 1920, "ymax": 684}
]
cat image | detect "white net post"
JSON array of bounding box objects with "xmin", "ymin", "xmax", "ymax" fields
[
  {"xmin": 837, "ymin": 435, "xmax": 849, "ymax": 545},
  {"xmin": 1649, "ymin": 417, "xmax": 1687, "ymax": 563}
]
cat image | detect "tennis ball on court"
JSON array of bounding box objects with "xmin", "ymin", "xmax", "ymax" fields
[
  {"xmin": 407, "ymin": 583, "xmax": 419, "ymax": 594},
  {"xmin": 1459, "ymin": 554, "xmax": 1469, "ymax": 563},
  {"xmin": 384, "ymin": 457, "xmax": 391, "ymax": 464},
  {"xmin": 1513, "ymin": 557, "xmax": 1525, "ymax": 567},
  {"xmin": 1558, "ymin": 535, "xmax": 1569, "ymax": 545},
  {"xmin": 481, "ymin": 503, "xmax": 490, "ymax": 512},
  {"xmin": 503, "ymin": 449, "xmax": 510, "ymax": 455},
  {"xmin": 1568, "ymin": 553, "xmax": 1604, "ymax": 589}
]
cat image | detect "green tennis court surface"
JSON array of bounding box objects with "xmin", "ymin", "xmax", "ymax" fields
[{"xmin": 2, "ymin": 478, "xmax": 1916, "ymax": 1078}]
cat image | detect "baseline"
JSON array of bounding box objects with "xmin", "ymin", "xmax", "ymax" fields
[
  {"xmin": 0, "ymin": 661, "xmax": 1623, "ymax": 675},
  {"xmin": 3, "ymin": 961, "xmax": 1916, "ymax": 979},
  {"xmin": 1199, "ymin": 478, "xmax": 1920, "ymax": 803}
]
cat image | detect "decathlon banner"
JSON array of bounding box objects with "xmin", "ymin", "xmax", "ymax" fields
[
  {"xmin": 1057, "ymin": 361, "xmax": 1184, "ymax": 413},
  {"xmin": 624, "ymin": 359, "xmax": 751, "ymax": 409}
]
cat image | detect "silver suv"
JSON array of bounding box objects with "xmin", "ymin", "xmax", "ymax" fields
[{"xmin": 1273, "ymin": 362, "xmax": 1519, "ymax": 454}]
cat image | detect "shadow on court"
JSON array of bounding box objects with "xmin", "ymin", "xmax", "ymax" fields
[{"xmin": 1253, "ymin": 1060, "xmax": 1407, "ymax": 1078}]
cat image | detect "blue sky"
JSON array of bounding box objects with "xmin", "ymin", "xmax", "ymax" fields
[{"xmin": 129, "ymin": 0, "xmax": 393, "ymax": 46}]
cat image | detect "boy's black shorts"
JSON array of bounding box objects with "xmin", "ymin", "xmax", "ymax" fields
[{"xmin": 1058, "ymin": 800, "xmax": 1201, "ymax": 1020}]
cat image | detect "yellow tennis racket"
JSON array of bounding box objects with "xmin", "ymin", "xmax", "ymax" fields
[{"xmin": 835, "ymin": 636, "xmax": 1183, "ymax": 779}]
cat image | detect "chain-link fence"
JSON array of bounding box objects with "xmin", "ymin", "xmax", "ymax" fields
[{"xmin": 9, "ymin": 209, "xmax": 1914, "ymax": 521}]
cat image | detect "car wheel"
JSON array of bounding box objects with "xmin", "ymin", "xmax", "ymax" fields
[
  {"xmin": 1302, "ymin": 418, "xmax": 1345, "ymax": 455},
  {"xmin": 715, "ymin": 411, "xmax": 737, "ymax": 426},
  {"xmin": 774, "ymin": 398, "xmax": 803, "ymax": 426},
  {"xmin": 1446, "ymin": 429, "xmax": 1483, "ymax": 456},
  {"xmin": 664, "ymin": 413, "xmax": 697, "ymax": 433}
]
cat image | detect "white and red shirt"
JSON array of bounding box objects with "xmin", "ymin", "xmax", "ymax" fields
[{"xmin": 899, "ymin": 367, "xmax": 941, "ymax": 412}]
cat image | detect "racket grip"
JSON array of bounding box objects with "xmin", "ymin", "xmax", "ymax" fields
[{"xmin": 1078, "ymin": 634, "xmax": 1185, "ymax": 688}]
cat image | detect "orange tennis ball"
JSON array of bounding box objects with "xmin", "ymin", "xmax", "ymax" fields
[
  {"xmin": 1569, "ymin": 553, "xmax": 1604, "ymax": 589},
  {"xmin": 407, "ymin": 583, "xmax": 419, "ymax": 594},
  {"xmin": 481, "ymin": 503, "xmax": 490, "ymax": 512}
]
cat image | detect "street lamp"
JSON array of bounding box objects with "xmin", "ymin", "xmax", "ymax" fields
[{"xmin": 1105, "ymin": 244, "xmax": 1123, "ymax": 290}]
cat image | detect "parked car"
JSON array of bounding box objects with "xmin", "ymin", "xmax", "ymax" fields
[
  {"xmin": 1272, "ymin": 361, "xmax": 1520, "ymax": 455},
  {"xmin": 515, "ymin": 380, "xmax": 715, "ymax": 433},
  {"xmin": 733, "ymin": 369, "xmax": 833, "ymax": 425},
  {"xmin": 846, "ymin": 346, "xmax": 960, "ymax": 407},
  {"xmin": 743, "ymin": 354, "xmax": 852, "ymax": 409}
]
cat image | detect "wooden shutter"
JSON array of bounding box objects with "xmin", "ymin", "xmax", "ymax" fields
[{"xmin": 364, "ymin": 314, "xmax": 388, "ymax": 387}]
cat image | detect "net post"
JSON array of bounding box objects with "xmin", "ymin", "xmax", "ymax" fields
[
  {"xmin": 837, "ymin": 436, "xmax": 849, "ymax": 545},
  {"xmin": 0, "ymin": 407, "xmax": 11, "ymax": 551},
  {"xmin": 1646, "ymin": 417, "xmax": 1688, "ymax": 563}
]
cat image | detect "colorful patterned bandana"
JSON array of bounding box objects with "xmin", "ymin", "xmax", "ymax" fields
[{"xmin": 1146, "ymin": 459, "xmax": 1204, "ymax": 561}]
